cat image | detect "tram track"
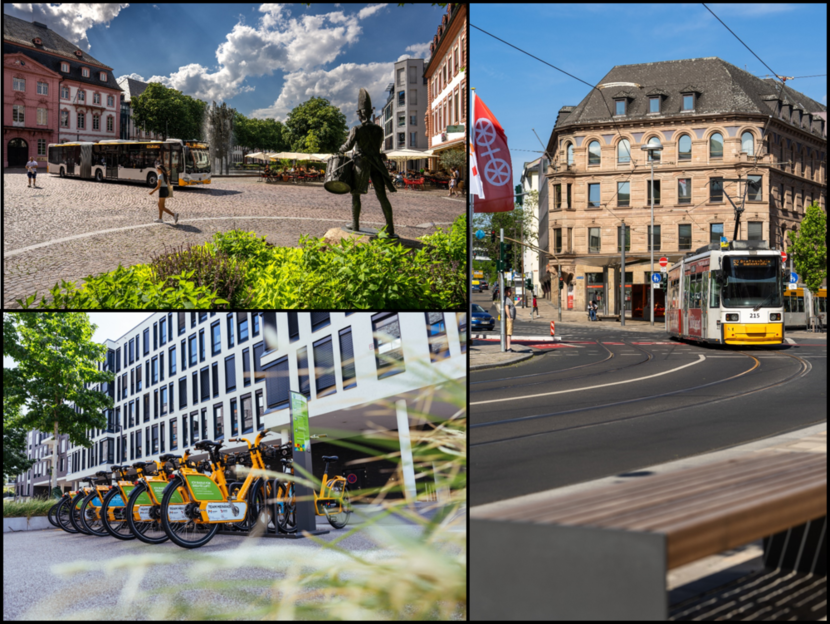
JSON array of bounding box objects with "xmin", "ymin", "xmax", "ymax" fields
[
  {"xmin": 471, "ymin": 349, "xmax": 811, "ymax": 448},
  {"xmin": 471, "ymin": 342, "xmax": 659, "ymax": 394}
]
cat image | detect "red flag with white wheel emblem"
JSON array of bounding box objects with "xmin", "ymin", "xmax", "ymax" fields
[{"xmin": 471, "ymin": 91, "xmax": 513, "ymax": 213}]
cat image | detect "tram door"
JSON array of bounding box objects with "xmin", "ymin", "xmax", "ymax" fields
[
  {"xmin": 171, "ymin": 148, "xmax": 180, "ymax": 186},
  {"xmin": 106, "ymin": 148, "xmax": 118, "ymax": 179}
]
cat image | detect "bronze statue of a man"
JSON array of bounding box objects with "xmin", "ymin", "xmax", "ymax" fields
[{"xmin": 339, "ymin": 88, "xmax": 397, "ymax": 237}]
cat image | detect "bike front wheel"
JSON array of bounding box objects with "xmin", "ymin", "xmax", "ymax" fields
[
  {"xmin": 68, "ymin": 491, "xmax": 90, "ymax": 534},
  {"xmin": 101, "ymin": 487, "xmax": 135, "ymax": 540},
  {"xmin": 326, "ymin": 481, "xmax": 352, "ymax": 529},
  {"xmin": 79, "ymin": 490, "xmax": 109, "ymax": 536},
  {"xmin": 276, "ymin": 482, "xmax": 296, "ymax": 533},
  {"xmin": 126, "ymin": 482, "xmax": 169, "ymax": 544},
  {"xmin": 47, "ymin": 501, "xmax": 60, "ymax": 528},
  {"xmin": 56, "ymin": 497, "xmax": 78, "ymax": 534},
  {"xmin": 160, "ymin": 476, "xmax": 219, "ymax": 549}
]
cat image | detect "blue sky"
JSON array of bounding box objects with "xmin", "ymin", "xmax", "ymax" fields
[
  {"xmin": 3, "ymin": 3, "xmax": 443, "ymax": 125},
  {"xmin": 471, "ymin": 3, "xmax": 828, "ymax": 186}
]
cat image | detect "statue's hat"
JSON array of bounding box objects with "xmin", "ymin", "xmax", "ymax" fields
[{"xmin": 358, "ymin": 88, "xmax": 373, "ymax": 117}]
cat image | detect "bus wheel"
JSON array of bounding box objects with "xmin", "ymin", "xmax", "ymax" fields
[
  {"xmin": 59, "ymin": 167, "xmax": 65, "ymax": 178},
  {"xmin": 95, "ymin": 169, "xmax": 103, "ymax": 182},
  {"xmin": 147, "ymin": 172, "xmax": 158, "ymax": 187}
]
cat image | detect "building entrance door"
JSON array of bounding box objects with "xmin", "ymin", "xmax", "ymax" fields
[{"xmin": 7, "ymin": 138, "xmax": 28, "ymax": 167}]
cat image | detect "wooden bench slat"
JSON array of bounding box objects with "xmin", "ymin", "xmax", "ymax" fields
[{"xmin": 503, "ymin": 453, "xmax": 823, "ymax": 527}]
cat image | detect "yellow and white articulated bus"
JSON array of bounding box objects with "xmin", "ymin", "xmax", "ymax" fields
[
  {"xmin": 47, "ymin": 139, "xmax": 211, "ymax": 187},
  {"xmin": 666, "ymin": 240, "xmax": 785, "ymax": 346}
]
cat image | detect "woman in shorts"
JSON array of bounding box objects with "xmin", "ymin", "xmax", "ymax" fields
[{"xmin": 149, "ymin": 164, "xmax": 179, "ymax": 225}]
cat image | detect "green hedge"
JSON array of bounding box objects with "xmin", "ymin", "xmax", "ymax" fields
[
  {"xmin": 19, "ymin": 216, "xmax": 467, "ymax": 310},
  {"xmin": 3, "ymin": 498, "xmax": 54, "ymax": 519}
]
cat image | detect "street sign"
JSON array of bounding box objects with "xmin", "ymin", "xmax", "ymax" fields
[
  {"xmin": 781, "ymin": 251, "xmax": 787, "ymax": 263},
  {"xmin": 659, "ymin": 257, "xmax": 668, "ymax": 268},
  {"xmin": 789, "ymin": 272, "xmax": 799, "ymax": 284},
  {"xmin": 652, "ymin": 282, "xmax": 661, "ymax": 289},
  {"xmin": 473, "ymin": 270, "xmax": 484, "ymax": 279},
  {"xmin": 475, "ymin": 229, "xmax": 485, "ymax": 240},
  {"xmin": 720, "ymin": 236, "xmax": 728, "ymax": 248},
  {"xmin": 788, "ymin": 283, "xmax": 797, "ymax": 290},
  {"xmin": 651, "ymin": 273, "xmax": 662, "ymax": 284}
]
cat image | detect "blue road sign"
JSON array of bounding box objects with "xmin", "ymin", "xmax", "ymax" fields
[
  {"xmin": 651, "ymin": 273, "xmax": 662, "ymax": 284},
  {"xmin": 790, "ymin": 272, "xmax": 799, "ymax": 284},
  {"xmin": 475, "ymin": 229, "xmax": 485, "ymax": 240}
]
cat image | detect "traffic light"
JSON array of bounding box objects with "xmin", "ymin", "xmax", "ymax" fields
[
  {"xmin": 515, "ymin": 184, "xmax": 523, "ymax": 206},
  {"xmin": 499, "ymin": 242, "xmax": 513, "ymax": 273},
  {"xmin": 490, "ymin": 229, "xmax": 496, "ymax": 244},
  {"xmin": 559, "ymin": 277, "xmax": 564, "ymax": 290},
  {"xmin": 525, "ymin": 278, "xmax": 532, "ymax": 290}
]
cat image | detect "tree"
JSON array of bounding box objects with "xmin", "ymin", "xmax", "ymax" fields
[
  {"xmin": 132, "ymin": 83, "xmax": 205, "ymax": 142},
  {"xmin": 438, "ymin": 147, "xmax": 465, "ymax": 172},
  {"xmin": 4, "ymin": 313, "xmax": 114, "ymax": 495},
  {"xmin": 788, "ymin": 202, "xmax": 827, "ymax": 295},
  {"xmin": 472, "ymin": 205, "xmax": 537, "ymax": 267},
  {"xmin": 284, "ymin": 97, "xmax": 348, "ymax": 154},
  {"xmin": 3, "ymin": 400, "xmax": 34, "ymax": 485}
]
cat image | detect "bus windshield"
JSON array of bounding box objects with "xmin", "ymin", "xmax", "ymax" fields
[
  {"xmin": 721, "ymin": 256, "xmax": 782, "ymax": 308},
  {"xmin": 185, "ymin": 147, "xmax": 210, "ymax": 174}
]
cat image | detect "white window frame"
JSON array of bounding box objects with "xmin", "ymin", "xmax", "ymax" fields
[
  {"xmin": 60, "ymin": 110, "xmax": 69, "ymax": 128},
  {"xmin": 37, "ymin": 81, "xmax": 48, "ymax": 95},
  {"xmin": 82, "ymin": 67, "xmax": 90, "ymax": 78},
  {"xmin": 61, "ymin": 62, "xmax": 69, "ymax": 72},
  {"xmin": 38, "ymin": 138, "xmax": 46, "ymax": 156},
  {"xmin": 77, "ymin": 111, "xmax": 85, "ymax": 129},
  {"xmin": 107, "ymin": 116, "xmax": 114, "ymax": 132},
  {"xmin": 13, "ymin": 104, "xmax": 25, "ymax": 123},
  {"xmin": 13, "ymin": 77, "xmax": 26, "ymax": 91},
  {"xmin": 93, "ymin": 114, "xmax": 100, "ymax": 130},
  {"xmin": 61, "ymin": 86, "xmax": 69, "ymax": 99},
  {"xmin": 37, "ymin": 107, "xmax": 48, "ymax": 126},
  {"xmin": 100, "ymin": 72, "xmax": 107, "ymax": 81},
  {"xmin": 93, "ymin": 93, "xmax": 101, "ymax": 105}
]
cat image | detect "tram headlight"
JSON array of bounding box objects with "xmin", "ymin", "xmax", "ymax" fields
[
  {"xmin": 770, "ymin": 313, "xmax": 782, "ymax": 321},
  {"xmin": 725, "ymin": 313, "xmax": 739, "ymax": 322}
]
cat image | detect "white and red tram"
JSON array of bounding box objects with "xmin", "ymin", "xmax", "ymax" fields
[{"xmin": 666, "ymin": 240, "xmax": 785, "ymax": 346}]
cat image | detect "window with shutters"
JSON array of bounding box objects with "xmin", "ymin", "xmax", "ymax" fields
[
  {"xmin": 339, "ymin": 328, "xmax": 357, "ymax": 389},
  {"xmin": 242, "ymin": 348, "xmax": 251, "ymax": 386},
  {"xmin": 241, "ymin": 394, "xmax": 253, "ymax": 434},
  {"xmin": 238, "ymin": 313, "xmax": 249, "ymax": 343},
  {"xmin": 213, "ymin": 403, "xmax": 224, "ymax": 439},
  {"xmin": 287, "ymin": 312, "xmax": 300, "ymax": 342},
  {"xmin": 179, "ymin": 377, "xmax": 187, "ymax": 409},
  {"xmin": 263, "ymin": 356, "xmax": 290, "ymax": 410},
  {"xmin": 313, "ymin": 337, "xmax": 337, "ymax": 397},
  {"xmin": 225, "ymin": 355, "xmax": 237, "ymax": 392},
  {"xmin": 263, "ymin": 313, "xmax": 277, "ymax": 351},
  {"xmin": 253, "ymin": 342, "xmax": 265, "ymax": 383},
  {"xmin": 310, "ymin": 312, "xmax": 330, "ymax": 331},
  {"xmin": 372, "ymin": 313, "xmax": 405, "ymax": 378},
  {"xmin": 230, "ymin": 399, "xmax": 239, "ymax": 436},
  {"xmin": 297, "ymin": 347, "xmax": 311, "ymax": 399},
  {"xmin": 212, "ymin": 362, "xmax": 219, "ymax": 397},
  {"xmin": 425, "ymin": 313, "xmax": 450, "ymax": 362},
  {"xmin": 200, "ymin": 367, "xmax": 210, "ymax": 401}
]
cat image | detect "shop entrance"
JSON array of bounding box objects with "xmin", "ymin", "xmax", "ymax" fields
[
  {"xmin": 631, "ymin": 285, "xmax": 666, "ymax": 319},
  {"xmin": 7, "ymin": 138, "xmax": 28, "ymax": 167}
]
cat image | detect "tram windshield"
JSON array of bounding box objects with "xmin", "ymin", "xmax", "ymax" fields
[{"xmin": 720, "ymin": 256, "xmax": 782, "ymax": 308}]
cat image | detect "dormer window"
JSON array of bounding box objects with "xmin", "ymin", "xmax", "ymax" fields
[
  {"xmin": 100, "ymin": 72, "xmax": 107, "ymax": 81},
  {"xmin": 649, "ymin": 97, "xmax": 660, "ymax": 113},
  {"xmin": 74, "ymin": 50, "xmax": 83, "ymax": 58},
  {"xmin": 82, "ymin": 67, "xmax": 90, "ymax": 78},
  {"xmin": 615, "ymin": 100, "xmax": 626, "ymax": 115},
  {"xmin": 32, "ymin": 37, "xmax": 42, "ymax": 46},
  {"xmin": 61, "ymin": 62, "xmax": 69, "ymax": 72},
  {"xmin": 682, "ymin": 94, "xmax": 694, "ymax": 111}
]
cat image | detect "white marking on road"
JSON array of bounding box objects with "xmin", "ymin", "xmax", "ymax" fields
[
  {"xmin": 3, "ymin": 217, "xmax": 453, "ymax": 258},
  {"xmin": 785, "ymin": 337, "xmax": 796, "ymax": 344},
  {"xmin": 471, "ymin": 355, "xmax": 706, "ymax": 405}
]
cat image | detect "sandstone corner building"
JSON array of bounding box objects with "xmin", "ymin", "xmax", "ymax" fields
[
  {"xmin": 11, "ymin": 312, "xmax": 466, "ymax": 499},
  {"xmin": 541, "ymin": 57, "xmax": 826, "ymax": 319}
]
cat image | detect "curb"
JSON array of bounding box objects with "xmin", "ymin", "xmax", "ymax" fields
[
  {"xmin": 470, "ymin": 351, "xmax": 534, "ymax": 371},
  {"xmin": 473, "ymin": 334, "xmax": 561, "ymax": 342},
  {"xmin": 3, "ymin": 516, "xmax": 54, "ymax": 532}
]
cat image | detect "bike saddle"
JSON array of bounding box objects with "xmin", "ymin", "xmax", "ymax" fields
[
  {"xmin": 95, "ymin": 470, "xmax": 110, "ymax": 477},
  {"xmin": 321, "ymin": 455, "xmax": 339, "ymax": 462},
  {"xmin": 159, "ymin": 454, "xmax": 181, "ymax": 462},
  {"xmin": 109, "ymin": 465, "xmax": 123, "ymax": 472},
  {"xmin": 280, "ymin": 458, "xmax": 293, "ymax": 464},
  {"xmin": 131, "ymin": 462, "xmax": 148, "ymax": 469}
]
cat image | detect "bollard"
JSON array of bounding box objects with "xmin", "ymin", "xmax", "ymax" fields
[{"xmin": 550, "ymin": 321, "xmax": 555, "ymax": 337}]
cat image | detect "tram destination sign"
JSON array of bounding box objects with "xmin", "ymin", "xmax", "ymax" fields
[{"xmin": 732, "ymin": 258, "xmax": 776, "ymax": 267}]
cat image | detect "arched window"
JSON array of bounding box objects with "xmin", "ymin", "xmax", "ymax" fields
[
  {"xmin": 741, "ymin": 131, "xmax": 754, "ymax": 156},
  {"xmin": 566, "ymin": 142, "xmax": 574, "ymax": 166},
  {"xmin": 710, "ymin": 132, "xmax": 723, "ymax": 158},
  {"xmin": 617, "ymin": 139, "xmax": 631, "ymax": 164},
  {"xmin": 588, "ymin": 140, "xmax": 601, "ymax": 165},
  {"xmin": 647, "ymin": 136, "xmax": 662, "ymax": 163},
  {"xmin": 678, "ymin": 134, "xmax": 692, "ymax": 161}
]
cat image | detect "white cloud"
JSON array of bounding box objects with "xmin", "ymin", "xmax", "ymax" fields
[
  {"xmin": 823, "ymin": 95, "xmax": 827, "ymax": 104},
  {"xmin": 4, "ymin": 3, "xmax": 129, "ymax": 51},
  {"xmin": 250, "ymin": 62, "xmax": 394, "ymax": 126},
  {"xmin": 117, "ymin": 72, "xmax": 147, "ymax": 83},
  {"xmin": 142, "ymin": 4, "xmax": 374, "ymax": 102},
  {"xmin": 357, "ymin": 4, "xmax": 388, "ymax": 20},
  {"xmin": 405, "ymin": 42, "xmax": 431, "ymax": 58}
]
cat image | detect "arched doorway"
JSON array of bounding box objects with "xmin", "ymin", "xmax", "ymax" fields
[{"xmin": 7, "ymin": 138, "xmax": 29, "ymax": 167}]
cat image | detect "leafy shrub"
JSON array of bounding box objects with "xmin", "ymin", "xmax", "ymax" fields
[
  {"xmin": 4, "ymin": 497, "xmax": 54, "ymax": 519},
  {"xmin": 150, "ymin": 243, "xmax": 251, "ymax": 308}
]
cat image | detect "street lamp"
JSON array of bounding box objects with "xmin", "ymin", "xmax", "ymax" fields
[{"xmin": 641, "ymin": 144, "xmax": 662, "ymax": 327}]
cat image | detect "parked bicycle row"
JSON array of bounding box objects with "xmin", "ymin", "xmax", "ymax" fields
[{"xmin": 47, "ymin": 430, "xmax": 352, "ymax": 549}]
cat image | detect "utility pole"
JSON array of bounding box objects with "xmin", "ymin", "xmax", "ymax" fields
[
  {"xmin": 620, "ymin": 224, "xmax": 626, "ymax": 327},
  {"xmin": 641, "ymin": 144, "xmax": 662, "ymax": 326},
  {"xmin": 500, "ymin": 228, "xmax": 506, "ymax": 352}
]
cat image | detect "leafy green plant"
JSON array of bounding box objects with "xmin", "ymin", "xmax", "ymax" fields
[
  {"xmin": 150, "ymin": 243, "xmax": 251, "ymax": 308},
  {"xmin": 3, "ymin": 497, "xmax": 54, "ymax": 519}
]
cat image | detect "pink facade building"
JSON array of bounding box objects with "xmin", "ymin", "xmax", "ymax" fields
[{"xmin": 3, "ymin": 14, "xmax": 122, "ymax": 168}]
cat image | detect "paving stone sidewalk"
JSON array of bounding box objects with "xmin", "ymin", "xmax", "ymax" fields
[{"xmin": 469, "ymin": 341, "xmax": 535, "ymax": 370}]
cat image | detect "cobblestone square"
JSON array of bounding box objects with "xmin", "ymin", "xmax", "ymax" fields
[{"xmin": 3, "ymin": 172, "xmax": 466, "ymax": 307}]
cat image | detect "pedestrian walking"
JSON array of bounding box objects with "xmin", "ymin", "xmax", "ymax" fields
[
  {"xmin": 504, "ymin": 287, "xmax": 516, "ymax": 351},
  {"xmin": 532, "ymin": 294, "xmax": 538, "ymax": 319},
  {"xmin": 149, "ymin": 164, "xmax": 179, "ymax": 225},
  {"xmin": 448, "ymin": 166, "xmax": 459, "ymax": 197},
  {"xmin": 26, "ymin": 156, "xmax": 39, "ymax": 188},
  {"xmin": 591, "ymin": 300, "xmax": 599, "ymax": 321}
]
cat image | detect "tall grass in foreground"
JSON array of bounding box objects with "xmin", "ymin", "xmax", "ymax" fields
[
  {"xmin": 46, "ymin": 368, "xmax": 466, "ymax": 620},
  {"xmin": 3, "ymin": 497, "xmax": 54, "ymax": 519}
]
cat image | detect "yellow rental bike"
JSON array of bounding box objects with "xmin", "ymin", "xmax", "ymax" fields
[
  {"xmin": 125, "ymin": 453, "xmax": 191, "ymax": 544},
  {"xmin": 160, "ymin": 431, "xmax": 282, "ymax": 548},
  {"xmin": 278, "ymin": 455, "xmax": 352, "ymax": 531}
]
